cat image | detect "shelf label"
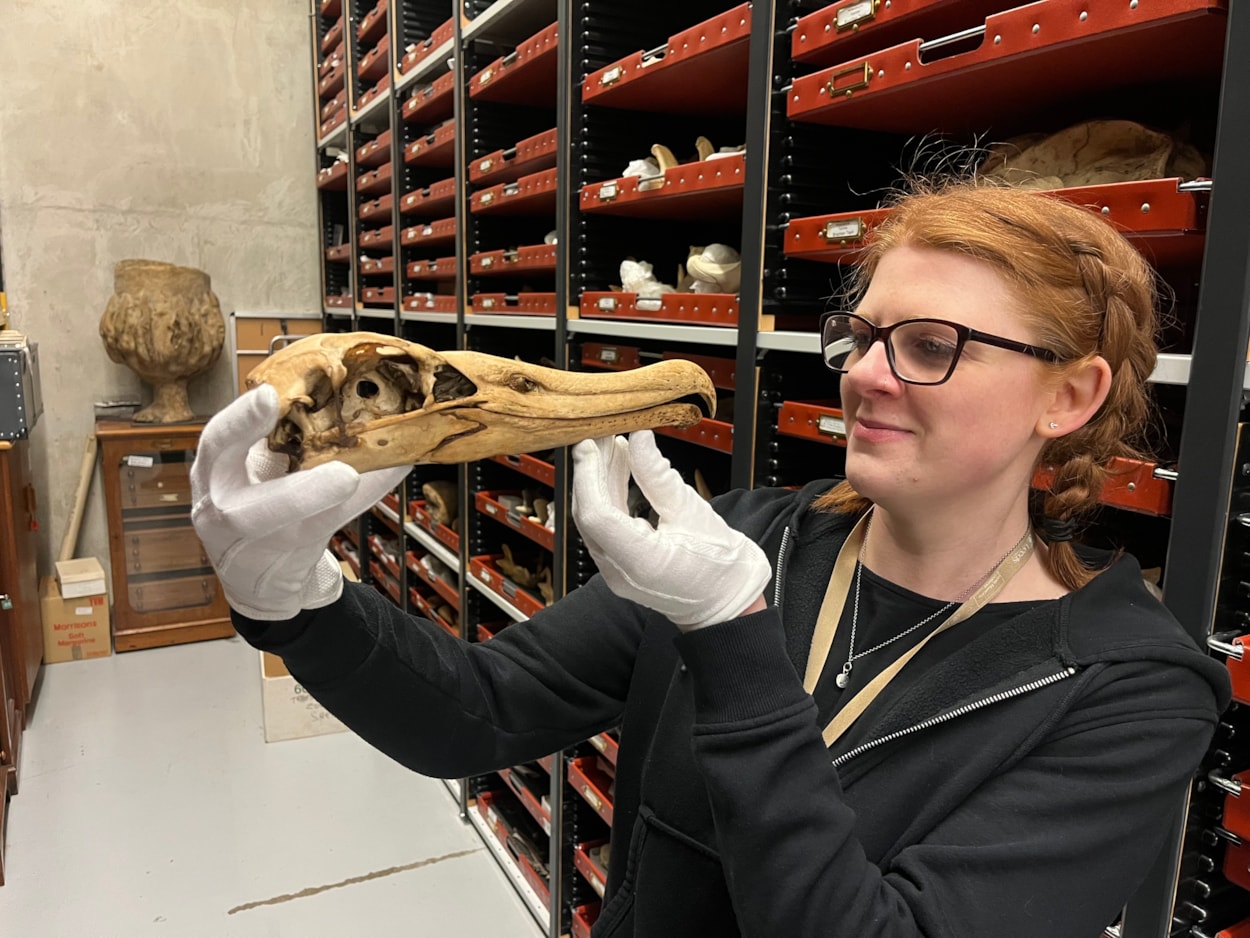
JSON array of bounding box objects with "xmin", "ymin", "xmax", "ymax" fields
[
  {"xmin": 126, "ymin": 455, "xmax": 155, "ymax": 468},
  {"xmin": 589, "ymin": 734, "xmax": 608, "ymax": 753},
  {"xmin": 598, "ymin": 182, "xmax": 618, "ymax": 202},
  {"xmin": 481, "ymin": 297, "xmax": 496, "ymax": 309},
  {"xmin": 597, "ymin": 347, "xmax": 618, "ymax": 363},
  {"xmin": 821, "ymin": 218, "xmax": 865, "ymax": 242},
  {"xmin": 480, "ymin": 191, "xmax": 495, "ymax": 205},
  {"xmin": 836, "ymin": 0, "xmax": 876, "ymax": 31},
  {"xmin": 818, "ymin": 414, "xmax": 847, "ymax": 438},
  {"xmin": 596, "ymin": 297, "xmax": 618, "ymax": 311},
  {"xmin": 479, "ymin": 67, "xmax": 493, "ymax": 86},
  {"xmin": 581, "ymin": 783, "xmax": 602, "ymax": 812},
  {"xmin": 479, "ymin": 157, "xmax": 494, "ymax": 173},
  {"xmin": 600, "ymin": 66, "xmax": 622, "ymax": 86},
  {"xmin": 481, "ymin": 256, "xmax": 494, "ymax": 268}
]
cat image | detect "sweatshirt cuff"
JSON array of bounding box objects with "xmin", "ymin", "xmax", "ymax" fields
[{"xmin": 674, "ymin": 607, "xmax": 810, "ymax": 725}]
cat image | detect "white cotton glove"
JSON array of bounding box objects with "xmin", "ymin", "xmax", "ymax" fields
[
  {"xmin": 571, "ymin": 430, "xmax": 771, "ymax": 630},
  {"xmin": 190, "ymin": 385, "xmax": 410, "ymax": 620}
]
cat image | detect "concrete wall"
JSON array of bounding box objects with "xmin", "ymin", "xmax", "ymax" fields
[{"xmin": 0, "ymin": 0, "xmax": 319, "ymax": 581}]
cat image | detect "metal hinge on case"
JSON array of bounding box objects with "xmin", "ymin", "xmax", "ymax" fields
[
  {"xmin": 502, "ymin": 50, "xmax": 518, "ymax": 68},
  {"xmin": 503, "ymin": 182, "xmax": 520, "ymax": 197},
  {"xmin": 640, "ymin": 42, "xmax": 668, "ymax": 68},
  {"xmin": 503, "ymin": 249, "xmax": 520, "ymax": 264},
  {"xmin": 821, "ymin": 218, "xmax": 866, "ymax": 243}
]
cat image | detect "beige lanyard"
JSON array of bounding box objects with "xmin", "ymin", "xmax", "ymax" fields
[{"xmin": 803, "ymin": 512, "xmax": 1036, "ymax": 749}]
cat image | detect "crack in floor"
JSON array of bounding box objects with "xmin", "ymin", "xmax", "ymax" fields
[{"xmin": 226, "ymin": 847, "xmax": 483, "ymax": 914}]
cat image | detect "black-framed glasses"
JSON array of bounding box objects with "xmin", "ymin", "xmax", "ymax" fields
[{"xmin": 819, "ymin": 312, "xmax": 1061, "ymax": 386}]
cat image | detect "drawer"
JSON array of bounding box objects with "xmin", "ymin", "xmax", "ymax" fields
[
  {"xmin": 235, "ymin": 317, "xmax": 321, "ymax": 352},
  {"xmin": 121, "ymin": 461, "xmax": 191, "ymax": 510},
  {"xmin": 128, "ymin": 573, "xmax": 219, "ymax": 613},
  {"xmin": 125, "ymin": 525, "xmax": 210, "ymax": 575}
]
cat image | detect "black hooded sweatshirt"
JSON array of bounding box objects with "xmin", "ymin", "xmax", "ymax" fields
[{"xmin": 233, "ymin": 480, "xmax": 1230, "ymax": 938}]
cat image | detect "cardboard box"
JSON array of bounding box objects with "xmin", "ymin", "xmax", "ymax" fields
[
  {"xmin": 40, "ymin": 576, "xmax": 111, "ymax": 663},
  {"xmin": 54, "ymin": 557, "xmax": 106, "ymax": 598},
  {"xmin": 234, "ymin": 317, "xmax": 321, "ymax": 353},
  {"xmin": 259, "ymin": 652, "xmax": 348, "ymax": 743}
]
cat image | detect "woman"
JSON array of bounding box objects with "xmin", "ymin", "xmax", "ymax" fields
[{"xmin": 191, "ymin": 184, "xmax": 1228, "ymax": 937}]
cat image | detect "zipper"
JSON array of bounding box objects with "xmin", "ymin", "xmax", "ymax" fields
[
  {"xmin": 773, "ymin": 525, "xmax": 792, "ymax": 608},
  {"xmin": 831, "ymin": 667, "xmax": 1078, "ymax": 768}
]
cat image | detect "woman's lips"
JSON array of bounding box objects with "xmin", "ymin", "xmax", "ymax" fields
[{"xmin": 851, "ymin": 417, "xmax": 910, "ymax": 443}]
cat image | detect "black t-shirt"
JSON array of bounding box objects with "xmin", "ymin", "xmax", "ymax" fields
[{"xmin": 811, "ymin": 564, "xmax": 1044, "ymax": 729}]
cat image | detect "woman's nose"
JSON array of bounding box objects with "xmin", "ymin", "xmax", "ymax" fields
[{"xmin": 844, "ymin": 338, "xmax": 900, "ymax": 391}]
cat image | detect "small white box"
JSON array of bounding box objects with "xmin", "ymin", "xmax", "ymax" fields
[
  {"xmin": 259, "ymin": 652, "xmax": 348, "ymax": 743},
  {"xmin": 54, "ymin": 557, "xmax": 107, "ymax": 599}
]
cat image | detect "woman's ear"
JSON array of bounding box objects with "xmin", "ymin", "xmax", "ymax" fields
[{"xmin": 1039, "ymin": 355, "xmax": 1113, "ymax": 438}]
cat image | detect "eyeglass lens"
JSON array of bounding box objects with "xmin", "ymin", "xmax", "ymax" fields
[{"xmin": 822, "ymin": 315, "xmax": 961, "ymax": 384}]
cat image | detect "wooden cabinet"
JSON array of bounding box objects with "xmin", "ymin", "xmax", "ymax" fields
[
  {"xmin": 96, "ymin": 421, "xmax": 233, "ymax": 652},
  {"xmin": 0, "ymin": 441, "xmax": 42, "ymax": 722}
]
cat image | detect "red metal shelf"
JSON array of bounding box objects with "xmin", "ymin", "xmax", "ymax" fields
[
  {"xmin": 470, "ymin": 22, "xmax": 559, "ymax": 105},
  {"xmin": 499, "ymin": 767, "xmax": 552, "ymax": 836},
  {"xmin": 331, "ymin": 536, "xmax": 360, "ymax": 578},
  {"xmin": 354, "ymin": 72, "xmax": 391, "ymax": 114},
  {"xmin": 403, "ymin": 292, "xmax": 458, "ymax": 313},
  {"xmin": 320, "ymin": 89, "xmax": 346, "ymax": 121},
  {"xmin": 573, "ymin": 841, "xmax": 609, "ymax": 899},
  {"xmin": 400, "ymin": 216, "xmax": 457, "ymax": 249},
  {"xmin": 784, "ymin": 178, "xmax": 1210, "ymax": 269},
  {"xmin": 579, "ymin": 291, "xmax": 738, "ymax": 328},
  {"xmin": 410, "ymin": 587, "xmax": 458, "ymax": 638},
  {"xmin": 321, "ymin": 16, "xmax": 343, "ymax": 55},
  {"xmin": 319, "ymin": 44, "xmax": 344, "ymax": 79},
  {"xmin": 318, "ymin": 61, "xmax": 346, "ymax": 100},
  {"xmin": 572, "ymin": 903, "xmax": 601, "ymax": 938},
  {"xmin": 355, "ymin": 129, "xmax": 391, "ymax": 168},
  {"xmin": 469, "ymin": 555, "xmax": 547, "ymax": 619},
  {"xmin": 580, "ymin": 342, "xmax": 644, "ymax": 371},
  {"xmin": 319, "ymin": 0, "xmax": 340, "ymax": 17},
  {"xmin": 402, "ymin": 71, "xmax": 455, "ymax": 125},
  {"xmin": 359, "ymin": 224, "xmax": 394, "ymax": 253},
  {"xmin": 777, "ymin": 400, "xmax": 848, "ymax": 447},
  {"xmin": 787, "ymin": 0, "xmax": 1228, "ymax": 133},
  {"xmin": 357, "ymin": 34, "xmax": 390, "ymax": 83},
  {"xmin": 475, "ymin": 490, "xmax": 555, "ymax": 553},
  {"xmin": 1033, "ymin": 456, "xmax": 1175, "ymax": 517},
  {"xmin": 367, "ymin": 532, "xmax": 401, "ymax": 576},
  {"xmin": 405, "ymin": 550, "xmax": 461, "ymax": 611},
  {"xmin": 471, "ymin": 128, "xmax": 559, "ymax": 185},
  {"xmin": 582, "ymin": 4, "xmax": 751, "ymax": 115},
  {"xmin": 361, "ymin": 285, "xmax": 395, "ymax": 306},
  {"xmin": 470, "ymin": 243, "xmax": 558, "ymax": 276},
  {"xmin": 356, "ymin": 161, "xmax": 393, "ymax": 197},
  {"xmin": 358, "ymin": 192, "xmax": 393, "ymax": 222},
  {"xmin": 325, "ymin": 243, "xmax": 352, "ymax": 263},
  {"xmin": 404, "ymin": 121, "xmax": 457, "ymax": 168},
  {"xmin": 655, "ymin": 418, "xmax": 733, "ymax": 454},
  {"xmin": 319, "ymin": 106, "xmax": 347, "ymax": 139},
  {"xmin": 580, "ymin": 154, "xmax": 745, "ymax": 220},
  {"xmin": 317, "ymin": 162, "xmax": 347, "ymax": 191},
  {"xmin": 400, "ymin": 177, "xmax": 457, "ymax": 217},
  {"xmin": 356, "ymin": 0, "xmax": 387, "ymax": 45},
  {"xmin": 475, "ymin": 792, "xmax": 551, "ymax": 906},
  {"xmin": 361, "ymin": 255, "xmax": 395, "ymax": 276},
  {"xmin": 471, "ymin": 293, "xmax": 558, "ymax": 315},
  {"xmin": 407, "ymin": 499, "xmax": 461, "ymax": 553},
  {"xmin": 325, "ymin": 294, "xmax": 353, "ymax": 309},
  {"xmin": 472, "ymin": 168, "xmax": 559, "ymax": 215},
  {"xmin": 492, "ymin": 453, "xmax": 556, "ymax": 488},
  {"xmin": 400, "ymin": 17, "xmax": 454, "ymax": 77},
  {"xmin": 405, "ymin": 256, "xmax": 458, "ymax": 281},
  {"xmin": 568, "ymin": 757, "xmax": 614, "ymax": 827},
  {"xmin": 476, "ymin": 620, "xmax": 509, "ymax": 642},
  {"xmin": 368, "ymin": 560, "xmax": 402, "ymax": 605},
  {"xmin": 663, "ymin": 350, "xmax": 736, "ymax": 390},
  {"xmin": 588, "ymin": 732, "xmax": 619, "ymax": 768},
  {"xmin": 793, "ymin": 0, "xmax": 1015, "ymax": 67}
]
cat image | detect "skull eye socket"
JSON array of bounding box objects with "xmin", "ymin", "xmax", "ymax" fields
[
  {"xmin": 357, "ymin": 379, "xmax": 381, "ymax": 399},
  {"xmin": 509, "ymin": 375, "xmax": 538, "ymax": 393}
]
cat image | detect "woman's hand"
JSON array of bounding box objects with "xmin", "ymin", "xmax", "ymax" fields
[
  {"xmin": 190, "ymin": 385, "xmax": 409, "ymax": 620},
  {"xmin": 571, "ymin": 430, "xmax": 770, "ymax": 630}
]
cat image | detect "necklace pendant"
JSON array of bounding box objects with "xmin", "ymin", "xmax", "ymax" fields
[{"xmin": 835, "ymin": 667, "xmax": 851, "ymax": 689}]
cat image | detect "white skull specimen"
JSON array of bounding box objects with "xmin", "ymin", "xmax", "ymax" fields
[{"xmin": 246, "ymin": 332, "xmax": 717, "ymax": 472}]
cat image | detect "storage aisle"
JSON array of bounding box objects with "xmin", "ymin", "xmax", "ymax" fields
[{"xmin": 0, "ymin": 635, "xmax": 539, "ymax": 938}]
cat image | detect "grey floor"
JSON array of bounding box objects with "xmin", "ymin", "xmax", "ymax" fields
[{"xmin": 0, "ymin": 633, "xmax": 540, "ymax": 938}]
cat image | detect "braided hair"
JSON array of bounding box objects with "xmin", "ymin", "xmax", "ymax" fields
[{"xmin": 813, "ymin": 183, "xmax": 1161, "ymax": 590}]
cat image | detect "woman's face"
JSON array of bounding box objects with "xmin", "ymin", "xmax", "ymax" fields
[{"xmin": 839, "ymin": 244, "xmax": 1055, "ymax": 515}]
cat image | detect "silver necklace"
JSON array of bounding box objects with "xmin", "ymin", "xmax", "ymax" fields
[{"xmin": 835, "ymin": 513, "xmax": 1030, "ymax": 690}]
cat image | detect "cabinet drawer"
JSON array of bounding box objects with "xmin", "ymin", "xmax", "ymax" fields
[
  {"xmin": 235, "ymin": 317, "xmax": 321, "ymax": 352},
  {"xmin": 125, "ymin": 525, "xmax": 209, "ymax": 575},
  {"xmin": 128, "ymin": 574, "xmax": 219, "ymax": 613},
  {"xmin": 121, "ymin": 462, "xmax": 191, "ymax": 510}
]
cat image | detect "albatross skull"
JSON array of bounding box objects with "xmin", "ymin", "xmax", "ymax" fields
[{"xmin": 245, "ymin": 332, "xmax": 717, "ymax": 472}]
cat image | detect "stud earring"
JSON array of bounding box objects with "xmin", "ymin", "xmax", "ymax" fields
[{"xmin": 1048, "ymin": 422, "xmax": 1059, "ymax": 430}]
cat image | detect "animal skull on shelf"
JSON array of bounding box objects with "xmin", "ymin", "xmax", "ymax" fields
[{"xmin": 245, "ymin": 332, "xmax": 717, "ymax": 473}]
